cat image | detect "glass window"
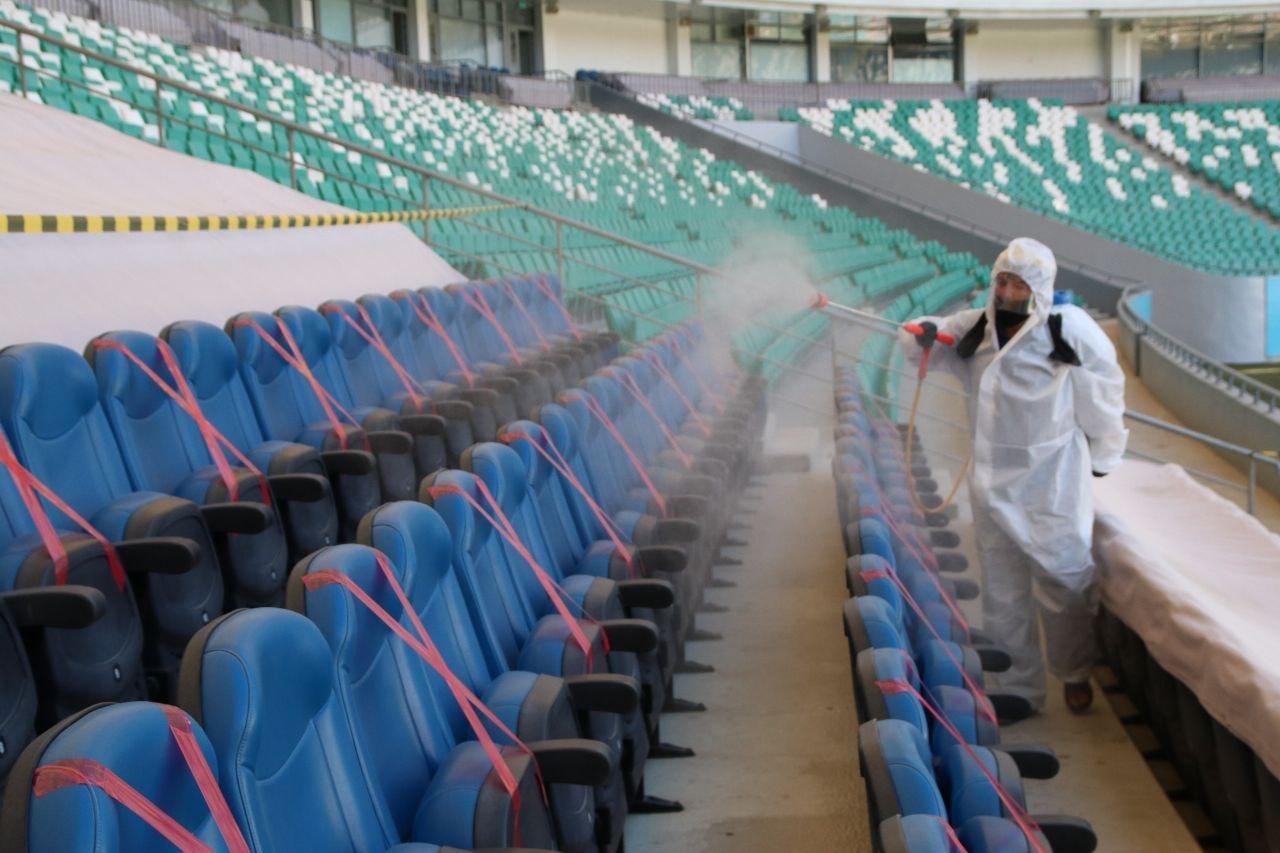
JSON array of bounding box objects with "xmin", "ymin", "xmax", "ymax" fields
[
  {"xmin": 317, "ymin": 0, "xmax": 353, "ymax": 45},
  {"xmin": 748, "ymin": 43, "xmax": 807, "ymax": 81},
  {"xmin": 1202, "ymin": 17, "xmax": 1263, "ymax": 76},
  {"xmin": 486, "ymin": 23, "xmax": 502, "ymax": 67},
  {"xmin": 354, "ymin": 2, "xmax": 393, "ymax": 49},
  {"xmin": 831, "ymin": 43, "xmax": 888, "ymax": 82},
  {"xmin": 438, "ymin": 15, "xmax": 485, "ymax": 62},
  {"xmin": 692, "ymin": 42, "xmax": 741, "ymax": 78}
]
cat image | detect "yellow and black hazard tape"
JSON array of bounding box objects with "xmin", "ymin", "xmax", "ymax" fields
[{"xmin": 0, "ymin": 204, "xmax": 515, "ymax": 235}]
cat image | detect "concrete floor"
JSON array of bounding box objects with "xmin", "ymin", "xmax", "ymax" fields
[{"xmin": 629, "ymin": 324, "xmax": 1217, "ymax": 851}]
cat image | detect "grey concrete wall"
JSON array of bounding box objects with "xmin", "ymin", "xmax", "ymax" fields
[
  {"xmin": 587, "ymin": 83, "xmax": 1268, "ymax": 361},
  {"xmin": 1117, "ymin": 319, "xmax": 1280, "ymax": 498}
]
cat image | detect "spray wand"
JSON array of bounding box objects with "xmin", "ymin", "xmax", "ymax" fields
[{"xmin": 811, "ymin": 292, "xmax": 969, "ymax": 514}]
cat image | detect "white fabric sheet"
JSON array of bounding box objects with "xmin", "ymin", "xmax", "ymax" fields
[
  {"xmin": 0, "ymin": 92, "xmax": 463, "ymax": 348},
  {"xmin": 1093, "ymin": 461, "xmax": 1280, "ymax": 777}
]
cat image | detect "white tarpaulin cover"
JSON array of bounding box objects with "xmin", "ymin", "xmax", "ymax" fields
[
  {"xmin": 1093, "ymin": 460, "xmax": 1280, "ymax": 777},
  {"xmin": 0, "ymin": 93, "xmax": 462, "ymax": 349}
]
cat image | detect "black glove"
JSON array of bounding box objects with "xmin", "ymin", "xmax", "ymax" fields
[
  {"xmin": 914, "ymin": 321, "xmax": 938, "ymax": 349},
  {"xmin": 1092, "ymin": 471, "xmax": 1106, "ymax": 478}
]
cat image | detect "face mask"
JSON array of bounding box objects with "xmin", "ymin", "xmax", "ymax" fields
[
  {"xmin": 995, "ymin": 309, "xmax": 1030, "ymax": 330},
  {"xmin": 994, "ymin": 293, "xmax": 1032, "ymax": 314}
]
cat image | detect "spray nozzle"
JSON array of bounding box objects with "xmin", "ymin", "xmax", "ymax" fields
[{"xmin": 810, "ymin": 293, "xmax": 831, "ymax": 310}]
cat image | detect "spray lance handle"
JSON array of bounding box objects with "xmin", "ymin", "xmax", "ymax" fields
[{"xmin": 902, "ymin": 322, "xmax": 954, "ymax": 380}]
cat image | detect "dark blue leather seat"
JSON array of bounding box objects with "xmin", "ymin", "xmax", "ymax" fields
[
  {"xmin": 88, "ymin": 330, "xmax": 289, "ymax": 608},
  {"xmin": 0, "ymin": 583, "xmax": 104, "ymax": 806},
  {"xmin": 285, "ymin": 542, "xmax": 581, "ymax": 850},
  {"xmin": 0, "ymin": 701, "xmax": 241, "ymax": 851},
  {"xmin": 225, "ymin": 309, "xmax": 408, "ymax": 511},
  {"xmin": 353, "ymin": 500, "xmax": 628, "ymax": 851},
  {"xmin": 158, "ymin": 320, "xmax": 341, "ymax": 557},
  {"xmin": 0, "ymin": 343, "xmax": 215, "ymax": 704},
  {"xmin": 388, "ymin": 288, "xmax": 520, "ymax": 429},
  {"xmin": 179, "ymin": 606, "xmax": 555, "ymax": 851}
]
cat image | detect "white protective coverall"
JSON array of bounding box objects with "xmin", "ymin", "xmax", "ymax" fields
[{"xmin": 900, "ymin": 238, "xmax": 1128, "ymax": 708}]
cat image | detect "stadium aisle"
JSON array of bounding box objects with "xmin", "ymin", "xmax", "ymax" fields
[{"xmin": 629, "ymin": 349, "xmax": 869, "ymax": 851}]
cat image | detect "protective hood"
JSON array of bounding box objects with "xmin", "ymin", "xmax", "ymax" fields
[{"xmin": 984, "ymin": 238, "xmax": 1057, "ymax": 343}]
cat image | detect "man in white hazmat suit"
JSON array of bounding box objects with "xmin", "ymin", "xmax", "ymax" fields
[{"xmin": 900, "ymin": 237, "xmax": 1127, "ymax": 713}]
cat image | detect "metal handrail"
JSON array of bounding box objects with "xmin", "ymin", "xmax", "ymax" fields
[
  {"xmin": 1117, "ymin": 288, "xmax": 1280, "ymax": 416},
  {"xmin": 592, "ymin": 81, "xmax": 1144, "ymax": 293}
]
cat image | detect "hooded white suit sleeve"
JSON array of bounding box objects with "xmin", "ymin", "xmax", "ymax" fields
[{"xmin": 1062, "ymin": 306, "xmax": 1128, "ymax": 474}]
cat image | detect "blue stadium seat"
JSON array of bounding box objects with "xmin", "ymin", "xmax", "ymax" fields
[
  {"xmin": 87, "ymin": 330, "xmax": 290, "ymax": 607},
  {"xmin": 179, "ymin": 606, "xmax": 557, "ymax": 851},
  {"xmin": 0, "ymin": 584, "xmax": 105, "ymax": 806},
  {"xmin": 158, "ymin": 320, "xmax": 342, "ymax": 557},
  {"xmin": 286, "ymin": 542, "xmax": 597, "ymax": 851},
  {"xmin": 0, "ymin": 343, "xmax": 214, "ymax": 703},
  {"xmin": 353, "ymin": 500, "xmax": 630, "ymax": 850},
  {"xmin": 0, "ymin": 701, "xmax": 243, "ymax": 852},
  {"xmin": 225, "ymin": 309, "xmax": 411, "ymax": 508}
]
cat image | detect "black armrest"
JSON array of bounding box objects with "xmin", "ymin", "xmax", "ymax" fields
[
  {"xmin": 201, "ymin": 501, "xmax": 272, "ymax": 535},
  {"xmin": 1029, "ymin": 815, "xmax": 1096, "ymax": 853},
  {"xmin": 945, "ymin": 577, "xmax": 979, "ymax": 601},
  {"xmin": 367, "ymin": 430, "xmax": 413, "ymax": 455},
  {"xmin": 615, "ymin": 578, "xmax": 675, "ymax": 610},
  {"xmin": 457, "ymin": 387, "xmax": 499, "ymax": 408},
  {"xmin": 503, "ymin": 367, "xmax": 542, "ymax": 384},
  {"xmin": 322, "ymin": 449, "xmax": 376, "ymax": 476},
  {"xmin": 433, "ymin": 399, "xmax": 474, "ymax": 421},
  {"xmin": 399, "ymin": 414, "xmax": 447, "ymax": 436},
  {"xmin": 115, "ymin": 537, "xmax": 201, "ymax": 575},
  {"xmin": 973, "ymin": 644, "xmax": 1012, "ymax": 672},
  {"xmin": 599, "ymin": 618, "xmax": 658, "ymax": 653},
  {"xmin": 664, "ymin": 495, "xmax": 708, "ymax": 520},
  {"xmin": 0, "ymin": 585, "xmax": 105, "ymax": 629},
  {"xmin": 1000, "ymin": 743, "xmax": 1060, "ymax": 780},
  {"xmin": 653, "ymin": 518, "xmax": 700, "ymax": 544},
  {"xmin": 564, "ymin": 673, "xmax": 639, "ymax": 714},
  {"xmin": 988, "ymin": 692, "xmax": 1036, "ymax": 725},
  {"xmin": 268, "ymin": 473, "xmax": 330, "ymax": 503},
  {"xmin": 479, "ymin": 376, "xmax": 518, "ymax": 395},
  {"xmin": 634, "ymin": 546, "xmax": 686, "ymax": 575},
  {"xmin": 677, "ymin": 472, "xmax": 721, "ymax": 495},
  {"xmin": 527, "ymin": 738, "xmax": 614, "ymax": 787}
]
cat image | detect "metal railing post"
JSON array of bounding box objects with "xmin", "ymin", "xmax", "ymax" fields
[
  {"xmin": 1248, "ymin": 454, "xmax": 1258, "ymax": 515},
  {"xmin": 16, "ymin": 29, "xmax": 27, "ymax": 98},
  {"xmin": 555, "ymin": 221, "xmax": 566, "ymax": 288},
  {"xmin": 421, "ymin": 176, "xmax": 431, "ymax": 244},
  {"xmin": 286, "ymin": 126, "xmax": 297, "ymax": 190},
  {"xmin": 154, "ymin": 81, "xmax": 165, "ymax": 147}
]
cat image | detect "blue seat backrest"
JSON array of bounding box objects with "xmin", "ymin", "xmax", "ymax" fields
[
  {"xmin": 294, "ymin": 542, "xmax": 462, "ymax": 840},
  {"xmin": 389, "ymin": 291, "xmax": 450, "ymax": 383},
  {"xmin": 420, "ymin": 288, "xmax": 478, "ymax": 367},
  {"xmin": 536, "ymin": 403, "xmax": 607, "ymax": 546},
  {"xmin": 318, "ymin": 301, "xmax": 398, "ymax": 411},
  {"xmin": 0, "ymin": 344, "xmax": 135, "ymax": 525},
  {"xmin": 90, "ymin": 330, "xmax": 214, "ymax": 496},
  {"xmin": 864, "ymin": 647, "xmax": 929, "ymax": 740},
  {"xmin": 361, "ymin": 502, "xmax": 511, "ymax": 744},
  {"xmin": 161, "ymin": 321, "xmax": 268, "ymax": 454},
  {"xmin": 464, "ymin": 443, "xmax": 563, "ymax": 614},
  {"xmin": 871, "ymin": 718, "xmax": 948, "ymax": 819},
  {"xmin": 21, "ymin": 702, "xmax": 230, "ymax": 851},
  {"xmin": 447, "ymin": 284, "xmax": 504, "ymax": 366},
  {"xmin": 427, "ymin": 470, "xmax": 534, "ymax": 674},
  {"xmin": 555, "ymin": 389, "xmax": 633, "ymax": 514},
  {"xmin": 274, "ymin": 306, "xmax": 357, "ymax": 410},
  {"xmin": 500, "ymin": 421, "xmax": 586, "ymax": 571},
  {"xmin": 227, "ymin": 311, "xmax": 317, "ymax": 445},
  {"xmin": 361, "ymin": 294, "xmax": 432, "ymax": 385},
  {"xmin": 192, "ymin": 607, "xmax": 397, "ymax": 852},
  {"xmin": 855, "ymin": 594, "xmax": 910, "ymax": 654}
]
